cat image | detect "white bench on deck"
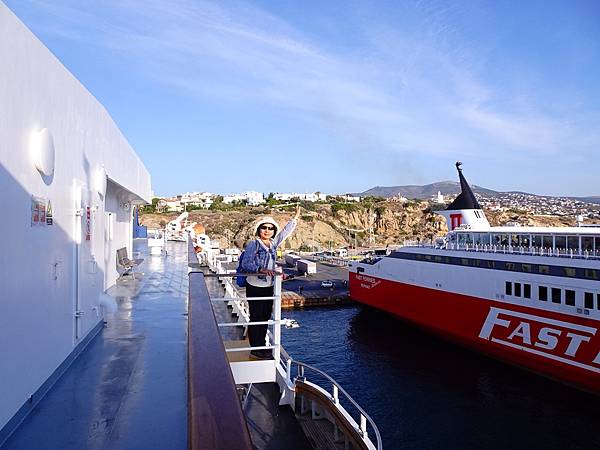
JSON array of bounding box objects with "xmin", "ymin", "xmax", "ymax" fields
[{"xmin": 117, "ymin": 247, "xmax": 144, "ymax": 279}]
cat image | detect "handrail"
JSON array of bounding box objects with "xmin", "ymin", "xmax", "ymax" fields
[
  {"xmin": 189, "ymin": 265, "xmax": 382, "ymax": 449},
  {"xmin": 187, "ymin": 235, "xmax": 199, "ymax": 264},
  {"xmin": 403, "ymin": 243, "xmax": 600, "ymax": 260},
  {"xmin": 188, "ymin": 271, "xmax": 253, "ymax": 449},
  {"xmin": 288, "ymin": 358, "xmax": 383, "ymax": 450},
  {"xmin": 188, "ymin": 272, "xmax": 280, "ymax": 278}
]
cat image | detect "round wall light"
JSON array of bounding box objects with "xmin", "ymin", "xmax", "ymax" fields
[{"xmin": 31, "ymin": 128, "xmax": 56, "ymax": 177}]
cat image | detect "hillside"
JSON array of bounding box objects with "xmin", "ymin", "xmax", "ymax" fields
[
  {"xmin": 139, "ymin": 200, "xmax": 573, "ymax": 251},
  {"xmin": 573, "ymin": 196, "xmax": 600, "ymax": 205},
  {"xmin": 357, "ymin": 181, "xmax": 499, "ymax": 199}
]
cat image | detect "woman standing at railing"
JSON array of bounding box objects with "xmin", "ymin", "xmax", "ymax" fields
[{"xmin": 241, "ymin": 206, "xmax": 300, "ymax": 360}]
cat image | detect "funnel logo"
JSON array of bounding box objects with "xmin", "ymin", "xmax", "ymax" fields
[{"xmin": 479, "ymin": 307, "xmax": 600, "ymax": 373}]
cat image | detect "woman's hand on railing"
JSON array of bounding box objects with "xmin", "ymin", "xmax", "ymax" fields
[{"xmin": 260, "ymin": 268, "xmax": 277, "ymax": 276}]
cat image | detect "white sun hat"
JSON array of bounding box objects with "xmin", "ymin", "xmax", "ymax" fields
[{"xmin": 253, "ymin": 216, "xmax": 280, "ymax": 235}]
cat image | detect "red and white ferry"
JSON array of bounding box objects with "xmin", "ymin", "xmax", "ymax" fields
[{"xmin": 349, "ymin": 163, "xmax": 600, "ymax": 393}]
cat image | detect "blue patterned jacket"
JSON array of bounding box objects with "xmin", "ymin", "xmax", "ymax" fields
[{"xmin": 242, "ymin": 219, "xmax": 297, "ymax": 286}]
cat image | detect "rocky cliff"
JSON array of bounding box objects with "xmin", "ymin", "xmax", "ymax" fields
[{"xmin": 139, "ymin": 201, "xmax": 575, "ymax": 250}]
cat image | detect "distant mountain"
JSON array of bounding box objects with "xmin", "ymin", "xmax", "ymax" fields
[
  {"xmin": 357, "ymin": 181, "xmax": 499, "ymax": 199},
  {"xmin": 356, "ymin": 182, "xmax": 600, "ymax": 203},
  {"xmin": 572, "ymin": 196, "xmax": 600, "ymax": 205}
]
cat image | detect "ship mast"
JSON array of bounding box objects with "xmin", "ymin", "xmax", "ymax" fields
[{"xmin": 436, "ymin": 162, "xmax": 490, "ymax": 231}]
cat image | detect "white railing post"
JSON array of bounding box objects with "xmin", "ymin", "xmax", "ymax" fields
[
  {"xmin": 273, "ymin": 275, "xmax": 282, "ymax": 364},
  {"xmin": 332, "ymin": 384, "xmax": 339, "ymax": 405},
  {"xmin": 360, "ymin": 414, "xmax": 368, "ymax": 439}
]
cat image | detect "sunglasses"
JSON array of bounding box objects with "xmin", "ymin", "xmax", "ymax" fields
[{"xmin": 259, "ymin": 225, "xmax": 275, "ymax": 231}]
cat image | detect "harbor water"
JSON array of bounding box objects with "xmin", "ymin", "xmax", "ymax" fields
[{"xmin": 281, "ymin": 304, "xmax": 600, "ymax": 449}]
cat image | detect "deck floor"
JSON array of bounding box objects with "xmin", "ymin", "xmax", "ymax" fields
[
  {"xmin": 3, "ymin": 240, "xmax": 189, "ymax": 450},
  {"xmin": 3, "ymin": 240, "xmax": 312, "ymax": 450}
]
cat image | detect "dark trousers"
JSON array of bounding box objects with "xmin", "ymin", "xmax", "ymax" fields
[{"xmin": 246, "ymin": 283, "xmax": 274, "ymax": 348}]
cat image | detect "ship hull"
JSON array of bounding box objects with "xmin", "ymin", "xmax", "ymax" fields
[{"xmin": 349, "ymin": 272, "xmax": 600, "ymax": 393}]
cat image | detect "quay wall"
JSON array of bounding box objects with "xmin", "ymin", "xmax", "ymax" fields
[{"xmin": 0, "ymin": 4, "xmax": 151, "ymax": 437}]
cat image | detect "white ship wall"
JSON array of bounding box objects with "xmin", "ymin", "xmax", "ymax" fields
[{"xmin": 0, "ymin": 3, "xmax": 151, "ymax": 435}]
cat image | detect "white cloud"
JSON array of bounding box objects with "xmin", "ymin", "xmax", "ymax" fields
[{"xmin": 14, "ymin": 0, "xmax": 600, "ymax": 165}]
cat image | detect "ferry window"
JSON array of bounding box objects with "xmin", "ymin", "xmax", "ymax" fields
[
  {"xmin": 539, "ymin": 266, "xmax": 550, "ymax": 274},
  {"xmin": 542, "ymin": 235, "xmax": 553, "ymax": 248},
  {"xmin": 505, "ymin": 262, "xmax": 517, "ymax": 271},
  {"xmin": 505, "ymin": 282, "xmax": 512, "ymax": 296},
  {"xmin": 551, "ymin": 288, "xmax": 561, "ymax": 304},
  {"xmin": 567, "ymin": 236, "xmax": 579, "ymax": 250},
  {"xmin": 519, "ymin": 235, "xmax": 530, "ymax": 246},
  {"xmin": 425, "ymin": 255, "xmax": 432, "ymax": 261},
  {"xmin": 435, "ymin": 256, "xmax": 442, "ymax": 263},
  {"xmin": 524, "ymin": 284, "xmax": 531, "ymax": 299},
  {"xmin": 585, "ymin": 269, "xmax": 598, "ymax": 280},
  {"xmin": 539, "ymin": 286, "xmax": 548, "ymax": 301},
  {"xmin": 532, "ymin": 235, "xmax": 542, "ymax": 247},
  {"xmin": 522, "ymin": 264, "xmax": 532, "ymax": 273},
  {"xmin": 461, "ymin": 258, "xmax": 470, "ymax": 266},
  {"xmin": 595, "ymin": 237, "xmax": 600, "ymax": 252},
  {"xmin": 473, "ymin": 259, "xmax": 481, "ymax": 267},
  {"xmin": 563, "ymin": 267, "xmax": 576, "ymax": 277},
  {"xmin": 597, "ymin": 294, "xmax": 600, "ymax": 310},
  {"xmin": 510, "ymin": 235, "xmax": 519, "ymax": 246},
  {"xmin": 500, "ymin": 235, "xmax": 509, "ymax": 246},
  {"xmin": 565, "ymin": 290, "xmax": 575, "ymax": 306},
  {"xmin": 585, "ymin": 292, "xmax": 594, "ymax": 309},
  {"xmin": 555, "ymin": 236, "xmax": 566, "ymax": 250},
  {"xmin": 487, "ymin": 260, "xmax": 496, "ymax": 269},
  {"xmin": 582, "ymin": 236, "xmax": 593, "ymax": 252},
  {"xmin": 416, "ymin": 254, "xmax": 424, "ymax": 260},
  {"xmin": 514, "ymin": 283, "xmax": 522, "ymax": 297}
]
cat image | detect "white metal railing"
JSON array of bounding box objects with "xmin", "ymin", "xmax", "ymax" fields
[
  {"xmin": 402, "ymin": 241, "xmax": 600, "ymax": 260},
  {"xmin": 204, "ymin": 272, "xmax": 381, "ymax": 449},
  {"xmin": 210, "ymin": 274, "xmax": 283, "ymax": 363},
  {"xmin": 311, "ymin": 254, "xmax": 350, "ymax": 266},
  {"xmin": 277, "ymin": 350, "xmax": 382, "ymax": 450}
]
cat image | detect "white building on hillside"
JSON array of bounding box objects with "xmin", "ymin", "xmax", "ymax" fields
[
  {"xmin": 180, "ymin": 191, "xmax": 214, "ymax": 209},
  {"xmin": 273, "ymin": 192, "xmax": 327, "ymax": 202},
  {"xmin": 340, "ymin": 194, "xmax": 361, "ymax": 202},
  {"xmin": 161, "ymin": 197, "xmax": 183, "ymax": 212},
  {"xmin": 432, "ymin": 191, "xmax": 445, "ymax": 204},
  {"xmin": 390, "ymin": 194, "xmax": 408, "ymax": 202},
  {"xmin": 223, "ymin": 191, "xmax": 265, "ymax": 206}
]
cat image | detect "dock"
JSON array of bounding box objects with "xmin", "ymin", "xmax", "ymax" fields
[{"xmin": 281, "ymin": 291, "xmax": 349, "ymax": 308}]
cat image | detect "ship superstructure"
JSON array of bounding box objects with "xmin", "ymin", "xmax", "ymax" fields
[{"xmin": 349, "ymin": 163, "xmax": 600, "ymax": 393}]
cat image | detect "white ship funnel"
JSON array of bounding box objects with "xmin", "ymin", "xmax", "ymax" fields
[{"xmin": 436, "ymin": 162, "xmax": 490, "ymax": 230}]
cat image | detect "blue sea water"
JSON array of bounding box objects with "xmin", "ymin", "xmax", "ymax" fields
[{"xmin": 281, "ymin": 304, "xmax": 600, "ymax": 450}]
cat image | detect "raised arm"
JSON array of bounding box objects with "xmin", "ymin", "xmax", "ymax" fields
[{"xmin": 273, "ymin": 206, "xmax": 300, "ymax": 248}]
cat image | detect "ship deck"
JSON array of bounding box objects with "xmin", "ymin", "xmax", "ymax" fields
[{"xmin": 1, "ymin": 240, "xmax": 309, "ymax": 450}]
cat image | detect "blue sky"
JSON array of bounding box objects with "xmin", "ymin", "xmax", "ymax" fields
[{"xmin": 5, "ymin": 0, "xmax": 600, "ymax": 197}]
